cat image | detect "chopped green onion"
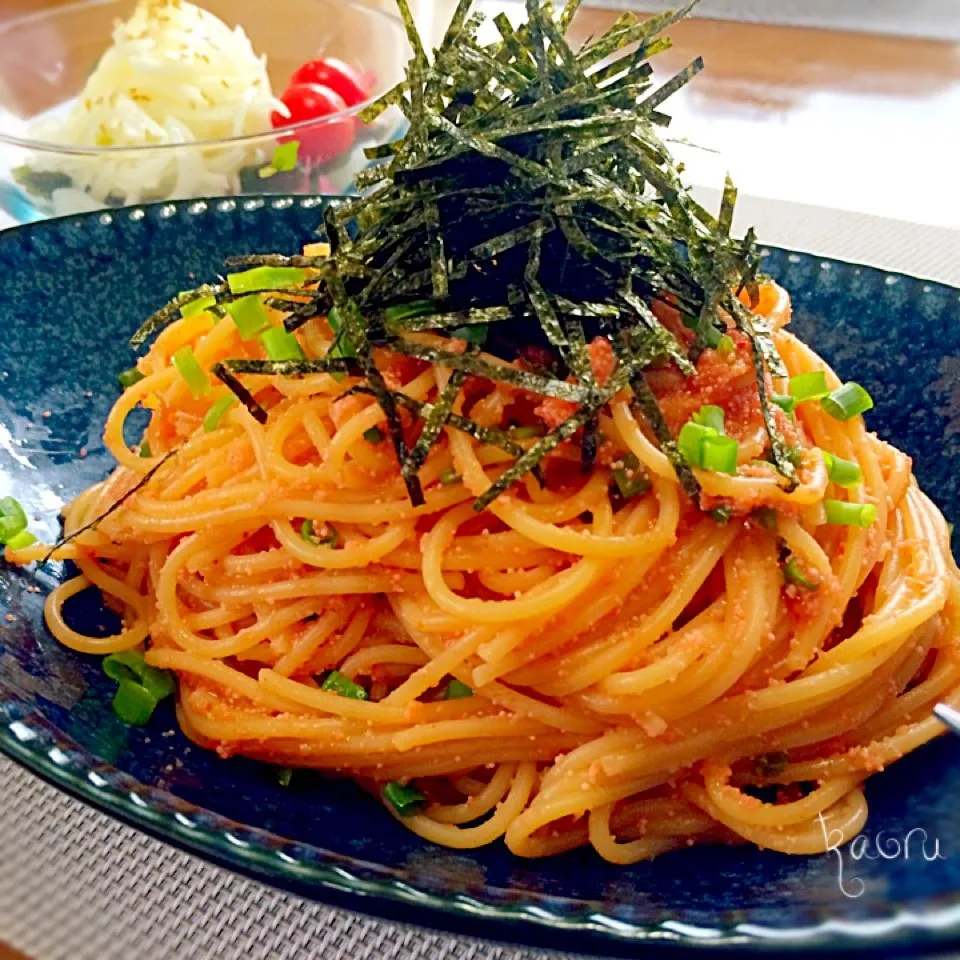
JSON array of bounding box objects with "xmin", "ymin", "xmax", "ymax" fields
[
  {"xmin": 783, "ymin": 556, "xmax": 818, "ymax": 590},
  {"xmin": 5, "ymin": 530, "xmax": 36, "ymax": 551},
  {"xmin": 103, "ymin": 650, "xmax": 175, "ymax": 701},
  {"xmin": 450, "ymin": 324, "xmax": 488, "ymax": 345},
  {"xmin": 117, "ymin": 367, "xmax": 145, "ymax": 389},
  {"xmin": 439, "ymin": 468, "xmax": 461, "ymax": 486},
  {"xmin": 716, "ymin": 334, "xmax": 735, "ymax": 357},
  {"xmin": 383, "ymin": 300, "xmax": 438, "ymax": 324},
  {"xmin": 227, "ymin": 266, "xmax": 306, "ymax": 294},
  {"xmin": 139, "ymin": 440, "xmax": 151, "ymax": 457},
  {"xmin": 139, "ymin": 664, "xmax": 176, "ymax": 702},
  {"xmin": 824, "ymin": 499, "xmax": 877, "ymax": 528},
  {"xmin": 301, "ymin": 518, "xmax": 340, "ymax": 548},
  {"xmin": 103, "ymin": 650, "xmax": 144, "ymax": 685},
  {"xmin": 111, "ymin": 679, "xmax": 158, "ymax": 726},
  {"xmin": 203, "ymin": 394, "xmax": 238, "ymax": 432},
  {"xmin": 692, "ymin": 404, "xmax": 725, "ymax": 434},
  {"xmin": 677, "ymin": 421, "xmax": 717, "ymax": 469},
  {"xmin": 321, "ymin": 670, "xmax": 368, "ymax": 700},
  {"xmin": 383, "ymin": 780, "xmax": 426, "ymax": 817},
  {"xmin": 172, "ymin": 345, "xmax": 211, "ymax": 398},
  {"xmin": 771, "ymin": 393, "xmax": 797, "ymax": 415},
  {"xmin": 754, "ymin": 751, "xmax": 789, "ymax": 778},
  {"xmin": 0, "ymin": 497, "xmax": 28, "ymax": 544},
  {"xmin": 612, "ymin": 452, "xmax": 651, "ymax": 498},
  {"xmin": 181, "ymin": 294, "xmax": 217, "ymax": 318},
  {"xmin": 444, "ymin": 678, "xmax": 474, "ymax": 699},
  {"xmin": 788, "ymin": 370, "xmax": 829, "ymax": 403},
  {"xmin": 276, "ymin": 766, "xmax": 294, "ymax": 787},
  {"xmin": 510, "ymin": 425, "xmax": 544, "ymax": 439},
  {"xmin": 327, "ymin": 306, "xmax": 342, "ymax": 332},
  {"xmin": 272, "ymin": 140, "xmax": 300, "ymax": 172},
  {"xmin": 700, "ymin": 434, "xmax": 739, "ymax": 474},
  {"xmin": 260, "ymin": 327, "xmax": 305, "ymax": 362},
  {"xmin": 822, "ymin": 450, "xmax": 862, "ymax": 488},
  {"xmin": 363, "ymin": 426, "xmax": 384, "ymax": 444},
  {"xmin": 225, "ymin": 294, "xmax": 272, "ymax": 340},
  {"xmin": 753, "ymin": 506, "xmax": 778, "ymax": 531},
  {"xmin": 709, "ymin": 505, "xmax": 734, "ymax": 525},
  {"xmin": 820, "ymin": 382, "xmax": 874, "ymax": 422}
]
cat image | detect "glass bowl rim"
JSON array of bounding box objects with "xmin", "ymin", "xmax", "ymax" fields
[{"xmin": 0, "ymin": 0, "xmax": 408, "ymax": 155}]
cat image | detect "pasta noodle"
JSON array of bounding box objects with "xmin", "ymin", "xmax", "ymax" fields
[{"xmin": 12, "ymin": 278, "xmax": 960, "ymax": 863}]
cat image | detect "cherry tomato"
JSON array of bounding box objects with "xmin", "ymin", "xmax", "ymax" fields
[
  {"xmin": 289, "ymin": 57, "xmax": 370, "ymax": 108},
  {"xmin": 271, "ymin": 83, "xmax": 356, "ymax": 163}
]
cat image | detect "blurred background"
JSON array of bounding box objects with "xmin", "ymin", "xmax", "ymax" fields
[{"xmin": 0, "ymin": 0, "xmax": 958, "ymax": 229}]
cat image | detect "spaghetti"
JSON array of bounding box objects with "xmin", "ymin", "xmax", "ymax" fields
[
  {"xmin": 13, "ymin": 276, "xmax": 960, "ymax": 862},
  {"xmin": 10, "ymin": 0, "xmax": 960, "ymax": 863}
]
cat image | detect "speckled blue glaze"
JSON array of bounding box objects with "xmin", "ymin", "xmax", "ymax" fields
[{"xmin": 1, "ymin": 197, "xmax": 959, "ymax": 958}]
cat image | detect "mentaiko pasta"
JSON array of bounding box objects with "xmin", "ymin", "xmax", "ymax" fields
[
  {"xmin": 12, "ymin": 275, "xmax": 959, "ymax": 863},
  {"xmin": 9, "ymin": 0, "xmax": 960, "ymax": 864}
]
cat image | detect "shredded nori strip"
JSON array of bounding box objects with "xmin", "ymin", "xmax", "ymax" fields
[
  {"xmin": 124, "ymin": 0, "xmax": 786, "ymax": 512},
  {"xmin": 130, "ymin": 283, "xmax": 224, "ymax": 348},
  {"xmin": 403, "ymin": 370, "xmax": 465, "ymax": 486},
  {"xmin": 212, "ymin": 364, "xmax": 269, "ymax": 425},
  {"xmin": 43, "ymin": 448, "xmax": 180, "ymax": 562}
]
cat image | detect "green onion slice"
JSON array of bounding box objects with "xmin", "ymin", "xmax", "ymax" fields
[
  {"xmin": 301, "ymin": 518, "xmax": 340, "ymax": 548},
  {"xmin": 824, "ymin": 499, "xmax": 877, "ymax": 528},
  {"xmin": 103, "ymin": 650, "xmax": 176, "ymax": 701},
  {"xmin": 117, "ymin": 367, "xmax": 145, "ymax": 389},
  {"xmin": 771, "ymin": 393, "xmax": 797, "ymax": 415},
  {"xmin": 383, "ymin": 780, "xmax": 426, "ymax": 817},
  {"xmin": 0, "ymin": 497, "xmax": 28, "ymax": 544},
  {"xmin": 444, "ymin": 678, "xmax": 474, "ymax": 699},
  {"xmin": 788, "ymin": 370, "xmax": 829, "ymax": 403},
  {"xmin": 692, "ymin": 404, "xmax": 725, "ymax": 434},
  {"xmin": 363, "ymin": 426, "xmax": 384, "ymax": 444},
  {"xmin": 225, "ymin": 295, "xmax": 272, "ymax": 340},
  {"xmin": 439, "ymin": 468, "xmax": 461, "ymax": 486},
  {"xmin": 822, "ymin": 450, "xmax": 862, "ymax": 488},
  {"xmin": 271, "ymin": 140, "xmax": 300, "ymax": 172},
  {"xmin": 5, "ymin": 530, "xmax": 36, "ymax": 551},
  {"xmin": 111, "ymin": 679, "xmax": 158, "ymax": 726},
  {"xmin": 677, "ymin": 421, "xmax": 717, "ymax": 469},
  {"xmin": 260, "ymin": 327, "xmax": 305, "ymax": 362},
  {"xmin": 321, "ymin": 670, "xmax": 368, "ymax": 700},
  {"xmin": 783, "ymin": 556, "xmax": 818, "ymax": 590},
  {"xmin": 181, "ymin": 294, "xmax": 217, "ymax": 318},
  {"xmin": 172, "ymin": 346, "xmax": 211, "ymax": 398},
  {"xmin": 203, "ymin": 394, "xmax": 238, "ymax": 433},
  {"xmin": 139, "ymin": 440, "xmax": 152, "ymax": 457},
  {"xmin": 700, "ymin": 434, "xmax": 739, "ymax": 474},
  {"xmin": 509, "ymin": 425, "xmax": 544, "ymax": 439},
  {"xmin": 227, "ymin": 266, "xmax": 307, "ymax": 295},
  {"xmin": 820, "ymin": 382, "xmax": 874, "ymax": 422},
  {"xmin": 450, "ymin": 324, "xmax": 488, "ymax": 345},
  {"xmin": 716, "ymin": 334, "xmax": 735, "ymax": 357}
]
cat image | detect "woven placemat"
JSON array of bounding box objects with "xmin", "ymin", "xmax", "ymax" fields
[{"xmin": 0, "ymin": 755, "xmax": 593, "ymax": 960}]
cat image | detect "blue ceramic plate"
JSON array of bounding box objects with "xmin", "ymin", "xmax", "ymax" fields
[{"xmin": 1, "ymin": 197, "xmax": 959, "ymax": 958}]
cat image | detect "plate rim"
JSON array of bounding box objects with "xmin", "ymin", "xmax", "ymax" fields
[{"xmin": 2, "ymin": 194, "xmax": 960, "ymax": 958}]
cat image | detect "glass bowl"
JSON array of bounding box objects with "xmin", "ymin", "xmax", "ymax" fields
[{"xmin": 0, "ymin": 0, "xmax": 409, "ymax": 223}]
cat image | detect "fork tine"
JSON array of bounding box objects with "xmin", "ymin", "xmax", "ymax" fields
[{"xmin": 933, "ymin": 703, "xmax": 960, "ymax": 736}]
